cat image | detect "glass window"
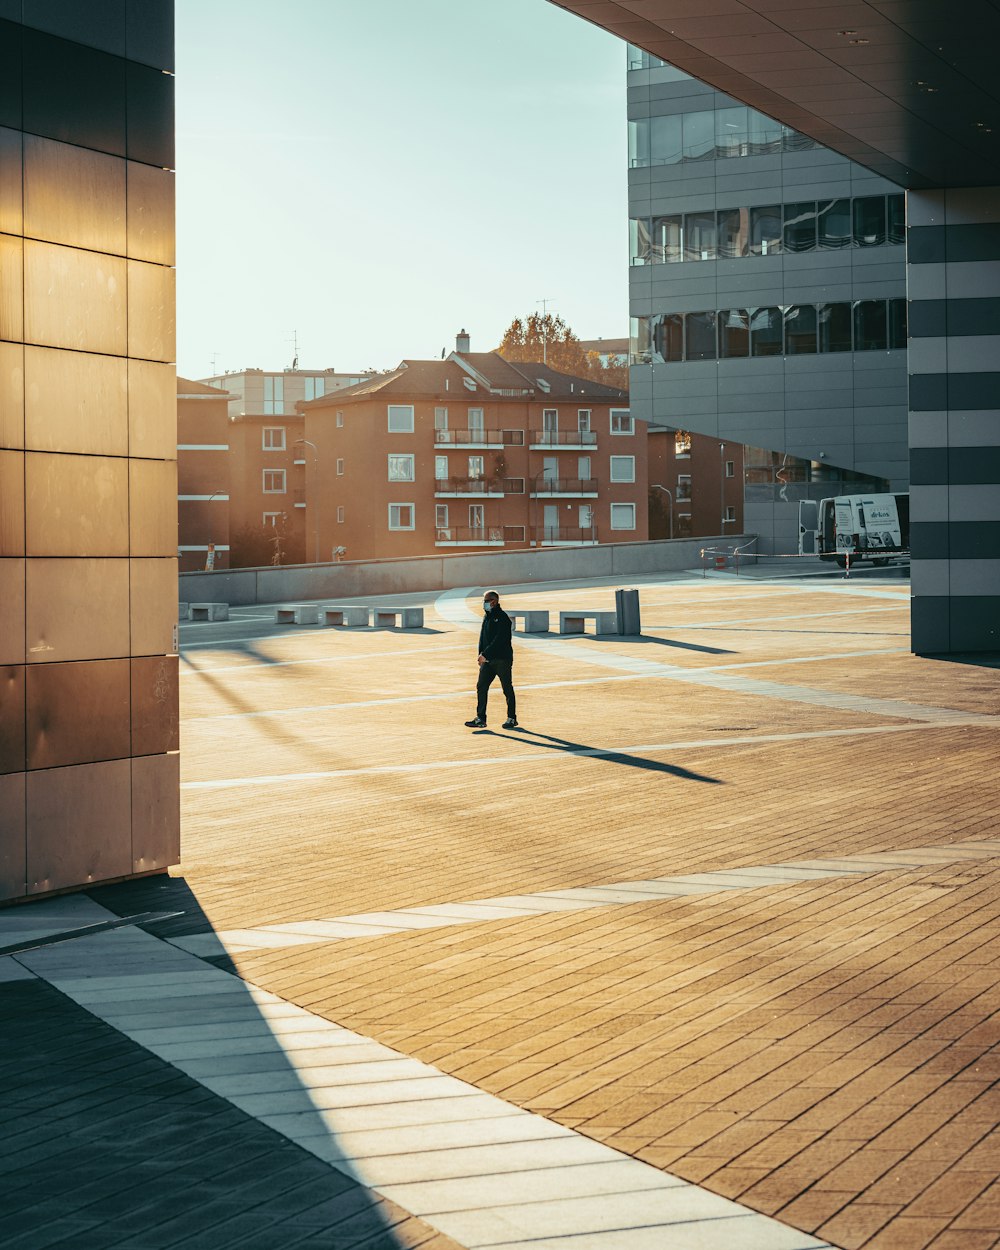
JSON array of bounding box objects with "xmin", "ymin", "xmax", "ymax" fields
[
  {"xmin": 263, "ymin": 512, "xmax": 281, "ymax": 527},
  {"xmin": 262, "ymin": 427, "xmax": 285, "ymax": 450},
  {"xmin": 715, "ymin": 106, "xmax": 748, "ymax": 157},
  {"xmin": 854, "ymin": 196, "xmax": 886, "ymax": 246},
  {"xmin": 726, "ymin": 461, "xmax": 735, "ymax": 478},
  {"xmin": 303, "ymin": 377, "xmax": 325, "ymax": 401},
  {"xmin": 610, "ymin": 455, "xmax": 635, "ymax": 482},
  {"xmin": 784, "ymin": 202, "xmax": 817, "ymax": 253},
  {"xmin": 748, "ymin": 109, "xmax": 783, "ymax": 154},
  {"xmin": 542, "ymin": 408, "xmax": 558, "ymax": 433},
  {"xmin": 682, "ymin": 110, "xmax": 714, "ymax": 161},
  {"xmin": 263, "ymin": 375, "xmax": 284, "ymax": 415},
  {"xmin": 676, "ymin": 474, "xmax": 692, "ymax": 501},
  {"xmin": 467, "ymin": 407, "xmax": 484, "ymax": 433},
  {"xmin": 388, "ymin": 503, "xmax": 414, "ymax": 530},
  {"xmin": 262, "ymin": 469, "xmax": 286, "ymax": 493},
  {"xmin": 435, "ymin": 455, "xmax": 448, "ymax": 480},
  {"xmin": 750, "ymin": 306, "xmax": 783, "ymax": 356},
  {"xmin": 468, "ymin": 503, "xmax": 484, "ymax": 531},
  {"xmin": 889, "ymin": 298, "xmax": 908, "ymax": 349},
  {"xmin": 783, "ymin": 125, "xmax": 817, "ymax": 152},
  {"xmin": 888, "ymin": 194, "xmax": 905, "ymax": 245},
  {"xmin": 336, "ymin": 411, "xmax": 344, "ymax": 427},
  {"xmin": 611, "ymin": 409, "xmax": 634, "ymax": 434},
  {"xmin": 784, "ymin": 305, "xmax": 818, "ymax": 354},
  {"xmin": 719, "ymin": 309, "xmax": 750, "ymax": 358},
  {"xmin": 651, "ymin": 215, "xmax": 682, "ymax": 263},
  {"xmin": 685, "ymin": 311, "xmax": 717, "ymax": 360},
  {"xmin": 854, "ymin": 300, "xmax": 888, "ymax": 350},
  {"xmin": 468, "ymin": 455, "xmax": 484, "ymax": 478},
  {"xmin": 387, "ymin": 404, "xmax": 414, "ymax": 432},
  {"xmin": 684, "ymin": 211, "xmax": 716, "ymax": 260},
  {"xmin": 818, "ymin": 198, "xmax": 851, "ymax": 249},
  {"xmin": 336, "ymin": 457, "xmax": 344, "ymax": 475},
  {"xmin": 610, "ymin": 503, "xmax": 636, "ymax": 530},
  {"xmin": 578, "ymin": 409, "xmax": 591, "ymax": 431},
  {"xmin": 718, "ymin": 208, "xmax": 749, "ymax": 258},
  {"xmin": 675, "ymin": 431, "xmax": 692, "ymax": 456},
  {"xmin": 654, "ymin": 314, "xmax": 684, "ymax": 363},
  {"xmin": 724, "ymin": 505, "xmax": 737, "ymax": 522},
  {"xmin": 578, "ymin": 456, "xmax": 591, "ymax": 479},
  {"xmin": 628, "ymin": 118, "xmax": 649, "ymax": 167},
  {"xmin": 750, "ymin": 205, "xmax": 782, "ymax": 255},
  {"xmin": 388, "ymin": 453, "xmax": 414, "ymax": 481},
  {"xmin": 819, "ymin": 302, "xmax": 852, "ymax": 352},
  {"xmin": 435, "ymin": 504, "xmax": 448, "ymax": 528},
  {"xmin": 630, "ymin": 218, "xmax": 652, "ymax": 265},
  {"xmin": 650, "ymin": 113, "xmax": 682, "ymax": 165},
  {"xmin": 434, "ymin": 406, "xmax": 448, "ymax": 429},
  {"xmin": 631, "ymin": 315, "xmax": 652, "ymax": 363},
  {"xmin": 337, "ymin": 506, "xmax": 345, "ymax": 523}
]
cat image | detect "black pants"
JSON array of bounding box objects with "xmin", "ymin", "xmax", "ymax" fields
[{"xmin": 476, "ymin": 658, "xmax": 516, "ymax": 721}]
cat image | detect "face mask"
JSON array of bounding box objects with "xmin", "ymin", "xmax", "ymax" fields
[{"xmin": 483, "ymin": 601, "xmax": 492, "ymax": 612}]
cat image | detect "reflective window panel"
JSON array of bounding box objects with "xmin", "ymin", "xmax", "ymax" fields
[
  {"xmin": 652, "ymin": 215, "xmax": 682, "ymax": 263},
  {"xmin": 685, "ymin": 211, "xmax": 716, "ymax": 261},
  {"xmin": 719, "ymin": 309, "xmax": 750, "ymax": 358},
  {"xmin": 655, "ymin": 314, "xmax": 683, "ymax": 362},
  {"xmin": 715, "ymin": 106, "xmax": 748, "ymax": 158},
  {"xmin": 748, "ymin": 109, "xmax": 782, "ymax": 154},
  {"xmin": 854, "ymin": 299, "xmax": 888, "ymax": 349},
  {"xmin": 750, "ymin": 205, "xmax": 782, "ymax": 256},
  {"xmin": 818, "ymin": 198, "xmax": 851, "ymax": 249},
  {"xmin": 750, "ymin": 307, "xmax": 783, "ymax": 356},
  {"xmin": 650, "ymin": 113, "xmax": 682, "ymax": 165},
  {"xmin": 819, "ymin": 302, "xmax": 852, "ymax": 352},
  {"xmin": 682, "ymin": 110, "xmax": 714, "ymax": 161},
  {"xmin": 784, "ymin": 305, "xmax": 818, "ymax": 354},
  {"xmin": 889, "ymin": 297, "xmax": 908, "ymax": 349},
  {"xmin": 854, "ymin": 196, "xmax": 887, "ymax": 246},
  {"xmin": 685, "ymin": 312, "xmax": 717, "ymax": 360},
  {"xmin": 718, "ymin": 208, "xmax": 749, "ymax": 258},
  {"xmin": 784, "ymin": 202, "xmax": 818, "ymax": 253},
  {"xmin": 888, "ymin": 194, "xmax": 906, "ymax": 245}
]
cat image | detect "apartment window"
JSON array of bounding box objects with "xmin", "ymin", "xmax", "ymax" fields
[
  {"xmin": 388, "ymin": 503, "xmax": 414, "ymax": 530},
  {"xmin": 263, "ymin": 376, "xmax": 284, "ymax": 415},
  {"xmin": 468, "ymin": 455, "xmax": 484, "ymax": 479},
  {"xmin": 303, "ymin": 377, "xmax": 325, "ymax": 401},
  {"xmin": 262, "ymin": 512, "xmax": 282, "ymax": 527},
  {"xmin": 468, "ymin": 407, "xmax": 485, "ymax": 435},
  {"xmin": 388, "ymin": 453, "xmax": 415, "ymax": 482},
  {"xmin": 434, "ymin": 406, "xmax": 448, "ymax": 430},
  {"xmin": 262, "ymin": 427, "xmax": 285, "ymax": 450},
  {"xmin": 726, "ymin": 460, "xmax": 735, "ymax": 478},
  {"xmin": 724, "ymin": 505, "xmax": 737, "ymax": 522},
  {"xmin": 677, "ymin": 474, "xmax": 692, "ymax": 502},
  {"xmin": 577, "ymin": 456, "xmax": 591, "ymax": 480},
  {"xmin": 262, "ymin": 469, "xmax": 286, "ymax": 493},
  {"xmin": 819, "ymin": 302, "xmax": 853, "ymax": 353},
  {"xmin": 435, "ymin": 455, "xmax": 448, "ymax": 481},
  {"xmin": 610, "ymin": 503, "xmax": 636, "ymax": 530},
  {"xmin": 818, "ymin": 198, "xmax": 852, "ymax": 250},
  {"xmin": 469, "ymin": 503, "xmax": 485, "ymax": 532},
  {"xmin": 610, "ymin": 409, "xmax": 633, "ymax": 435},
  {"xmin": 750, "ymin": 307, "xmax": 783, "ymax": 357},
  {"xmin": 854, "ymin": 300, "xmax": 887, "ymax": 351},
  {"xmin": 435, "ymin": 504, "xmax": 449, "ymax": 528},
  {"xmin": 718, "ymin": 207, "xmax": 749, "ymax": 258},
  {"xmin": 542, "ymin": 409, "xmax": 558, "ymax": 433},
  {"xmin": 336, "ymin": 411, "xmax": 344, "ymax": 427},
  {"xmin": 387, "ymin": 404, "xmax": 414, "ymax": 432},
  {"xmin": 610, "ymin": 455, "xmax": 635, "ymax": 483},
  {"xmin": 675, "ymin": 430, "xmax": 692, "ymax": 457},
  {"xmin": 578, "ymin": 409, "xmax": 591, "ymax": 432},
  {"xmin": 337, "ymin": 506, "xmax": 345, "ymax": 523}
]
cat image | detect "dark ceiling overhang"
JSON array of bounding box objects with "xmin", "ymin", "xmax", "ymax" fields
[{"xmin": 550, "ymin": 1, "xmax": 1000, "ymax": 189}]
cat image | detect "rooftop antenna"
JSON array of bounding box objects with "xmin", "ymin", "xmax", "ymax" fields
[
  {"xmin": 536, "ymin": 298, "xmax": 555, "ymax": 365},
  {"xmin": 210, "ymin": 352, "xmax": 220, "ymax": 376},
  {"xmin": 288, "ymin": 329, "xmax": 299, "ymax": 370}
]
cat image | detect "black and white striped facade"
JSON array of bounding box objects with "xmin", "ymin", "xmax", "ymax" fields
[{"xmin": 907, "ymin": 188, "xmax": 1000, "ymax": 654}]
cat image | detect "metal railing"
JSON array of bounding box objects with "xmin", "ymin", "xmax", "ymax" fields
[
  {"xmin": 530, "ymin": 430, "xmax": 597, "ymax": 447},
  {"xmin": 532, "ymin": 526, "xmax": 598, "ymax": 544},
  {"xmin": 435, "ymin": 526, "xmax": 504, "ymax": 544},
  {"xmin": 433, "ymin": 428, "xmax": 506, "ymax": 445},
  {"xmin": 434, "ymin": 477, "xmax": 504, "ymax": 495},
  {"xmin": 530, "ymin": 477, "xmax": 599, "ymax": 495}
]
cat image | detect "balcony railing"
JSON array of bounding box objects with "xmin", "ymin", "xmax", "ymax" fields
[
  {"xmin": 435, "ymin": 526, "xmax": 505, "ymax": 546},
  {"xmin": 530, "ymin": 429, "xmax": 598, "ymax": 448},
  {"xmin": 530, "ymin": 477, "xmax": 599, "ymax": 497},
  {"xmin": 531, "ymin": 526, "xmax": 598, "ymax": 545},
  {"xmin": 434, "ymin": 476, "xmax": 504, "ymax": 496},
  {"xmin": 434, "ymin": 428, "xmax": 505, "ymax": 447}
]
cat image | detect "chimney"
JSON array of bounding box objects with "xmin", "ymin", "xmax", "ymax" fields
[{"xmin": 455, "ymin": 328, "xmax": 470, "ymax": 353}]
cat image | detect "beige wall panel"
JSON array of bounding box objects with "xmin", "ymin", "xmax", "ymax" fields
[
  {"xmin": 127, "ymin": 260, "xmax": 176, "ymax": 363},
  {"xmin": 129, "ymin": 458, "xmax": 177, "ymax": 556},
  {"xmin": 0, "ymin": 558, "xmax": 25, "ymax": 665},
  {"xmin": 23, "ymin": 136, "xmax": 126, "ymax": 256},
  {"xmin": 0, "ymin": 450, "xmax": 24, "ymax": 556},
  {"xmin": 25, "ymin": 452, "xmax": 128, "ymax": 557},
  {"xmin": 0, "ymin": 128, "xmax": 22, "ymax": 236},
  {"xmin": 0, "ymin": 665, "xmax": 25, "ymax": 774},
  {"xmin": 0, "ymin": 234, "xmax": 24, "ymax": 342},
  {"xmin": 130, "ymin": 558, "xmax": 177, "ymax": 656},
  {"xmin": 131, "ymin": 655, "xmax": 178, "ymax": 756},
  {"xmin": 26, "ymin": 758, "xmax": 131, "ymax": 894},
  {"xmin": 132, "ymin": 752, "xmax": 179, "ymax": 873},
  {"xmin": 26, "ymin": 657, "xmax": 130, "ymax": 770},
  {"xmin": 0, "ymin": 771, "xmax": 26, "ymax": 901},
  {"xmin": 25, "ymin": 558, "xmax": 130, "ymax": 663},
  {"xmin": 23, "ymin": 240, "xmax": 127, "ymax": 355},
  {"xmin": 126, "ymin": 163, "xmax": 175, "ymax": 266},
  {"xmin": 128, "ymin": 358, "xmax": 176, "ymax": 460},
  {"xmin": 24, "ymin": 346, "xmax": 128, "ymax": 456},
  {"xmin": 0, "ymin": 341, "xmax": 25, "ymax": 450}
]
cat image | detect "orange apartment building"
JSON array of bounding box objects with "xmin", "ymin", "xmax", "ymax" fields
[
  {"xmin": 647, "ymin": 424, "xmax": 745, "ymax": 540},
  {"xmin": 176, "ymin": 377, "xmax": 232, "ymax": 572},
  {"xmin": 298, "ymin": 340, "xmax": 645, "ymax": 562}
]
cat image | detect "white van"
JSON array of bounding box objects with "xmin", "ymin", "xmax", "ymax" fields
[{"xmin": 799, "ymin": 493, "xmax": 909, "ymax": 567}]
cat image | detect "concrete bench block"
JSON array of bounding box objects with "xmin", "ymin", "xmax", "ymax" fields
[
  {"xmin": 509, "ymin": 610, "xmax": 549, "ymax": 633},
  {"xmin": 321, "ymin": 606, "xmax": 369, "ymax": 627},
  {"xmin": 274, "ymin": 604, "xmax": 320, "ymax": 625},
  {"xmin": 188, "ymin": 602, "xmax": 229, "ymax": 622},
  {"xmin": 178, "ymin": 603, "xmax": 189, "ymax": 621},
  {"xmin": 373, "ymin": 607, "xmax": 424, "ymax": 629},
  {"xmin": 559, "ymin": 610, "xmax": 617, "ymax": 636}
]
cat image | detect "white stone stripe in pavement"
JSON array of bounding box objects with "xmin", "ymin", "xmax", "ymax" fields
[
  {"xmin": 6, "ymin": 903, "xmax": 829, "ymax": 1250},
  {"xmin": 166, "ymin": 840, "xmax": 1000, "ymax": 957}
]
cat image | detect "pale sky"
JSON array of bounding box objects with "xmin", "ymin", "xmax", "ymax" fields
[{"xmin": 174, "ymin": 0, "xmax": 628, "ymax": 379}]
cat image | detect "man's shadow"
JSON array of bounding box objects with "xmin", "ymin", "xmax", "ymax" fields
[{"xmin": 475, "ymin": 727, "xmax": 723, "ymax": 784}]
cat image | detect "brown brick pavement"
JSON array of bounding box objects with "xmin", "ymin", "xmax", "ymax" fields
[{"xmin": 173, "ymin": 576, "xmax": 1000, "ymax": 1250}]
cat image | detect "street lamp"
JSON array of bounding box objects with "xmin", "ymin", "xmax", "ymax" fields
[
  {"xmin": 650, "ymin": 484, "xmax": 674, "ymax": 539},
  {"xmin": 204, "ymin": 491, "xmax": 228, "ymax": 570},
  {"xmin": 293, "ymin": 438, "xmax": 320, "ymax": 563}
]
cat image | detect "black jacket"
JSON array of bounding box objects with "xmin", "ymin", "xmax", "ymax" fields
[{"xmin": 478, "ymin": 606, "xmax": 513, "ymax": 663}]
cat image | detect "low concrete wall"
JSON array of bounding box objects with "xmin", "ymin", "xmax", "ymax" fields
[{"xmin": 178, "ymin": 536, "xmax": 754, "ymax": 606}]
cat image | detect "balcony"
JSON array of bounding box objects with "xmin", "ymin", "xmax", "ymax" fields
[
  {"xmin": 434, "ymin": 476, "xmax": 504, "ymax": 498},
  {"xmin": 293, "ymin": 488, "xmax": 306, "ymax": 508},
  {"xmin": 435, "ymin": 526, "xmax": 505, "ymax": 547},
  {"xmin": 530, "ymin": 429, "xmax": 597, "ymax": 450},
  {"xmin": 530, "ymin": 477, "xmax": 599, "ymax": 498},
  {"xmin": 531, "ymin": 526, "xmax": 599, "ymax": 547},
  {"xmin": 434, "ymin": 428, "xmax": 507, "ymax": 449}
]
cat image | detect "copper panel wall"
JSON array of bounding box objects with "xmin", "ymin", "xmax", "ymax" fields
[{"xmin": 1, "ymin": 7, "xmax": 178, "ymax": 904}]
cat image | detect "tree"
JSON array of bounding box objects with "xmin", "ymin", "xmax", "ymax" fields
[
  {"xmin": 230, "ymin": 516, "xmax": 303, "ymax": 568},
  {"xmin": 498, "ymin": 313, "xmax": 590, "ymax": 377}
]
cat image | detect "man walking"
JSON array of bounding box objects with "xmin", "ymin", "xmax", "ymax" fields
[{"xmin": 465, "ymin": 590, "xmax": 517, "ymax": 729}]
